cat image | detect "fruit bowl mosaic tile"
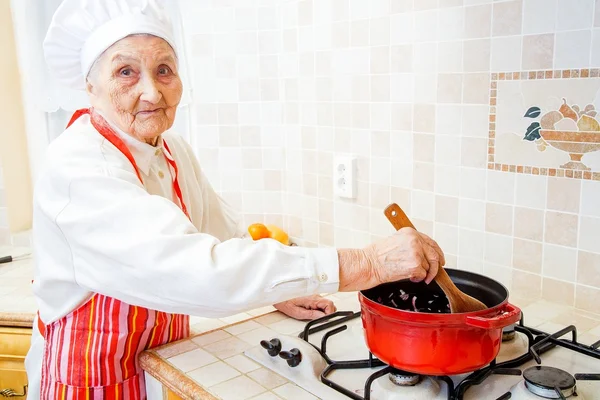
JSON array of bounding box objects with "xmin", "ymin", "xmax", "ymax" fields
[{"xmin": 489, "ymin": 69, "xmax": 600, "ymax": 181}]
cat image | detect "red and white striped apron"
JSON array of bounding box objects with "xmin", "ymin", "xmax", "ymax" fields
[{"xmin": 38, "ymin": 108, "xmax": 190, "ymax": 399}]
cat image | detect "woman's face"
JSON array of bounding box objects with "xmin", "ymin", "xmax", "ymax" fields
[{"xmin": 86, "ymin": 35, "xmax": 182, "ymax": 145}]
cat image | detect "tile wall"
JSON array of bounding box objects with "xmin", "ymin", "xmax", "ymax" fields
[{"xmin": 180, "ymin": 0, "xmax": 600, "ymax": 312}]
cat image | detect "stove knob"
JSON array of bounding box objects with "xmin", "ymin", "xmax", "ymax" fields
[
  {"xmin": 260, "ymin": 338, "xmax": 282, "ymax": 357},
  {"xmin": 279, "ymin": 348, "xmax": 302, "ymax": 367}
]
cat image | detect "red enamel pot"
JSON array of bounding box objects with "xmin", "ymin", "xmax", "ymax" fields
[{"xmin": 358, "ymin": 268, "xmax": 522, "ymax": 376}]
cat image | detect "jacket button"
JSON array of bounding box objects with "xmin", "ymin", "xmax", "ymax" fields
[
  {"xmin": 155, "ymin": 149, "xmax": 161, "ymax": 156},
  {"xmin": 158, "ymin": 171, "xmax": 165, "ymax": 179},
  {"xmin": 318, "ymin": 273, "xmax": 328, "ymax": 283}
]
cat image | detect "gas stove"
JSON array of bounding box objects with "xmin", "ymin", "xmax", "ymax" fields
[{"xmin": 244, "ymin": 310, "xmax": 600, "ymax": 400}]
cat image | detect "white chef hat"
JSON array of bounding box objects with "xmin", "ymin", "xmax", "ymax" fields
[{"xmin": 43, "ymin": 0, "xmax": 178, "ymax": 91}]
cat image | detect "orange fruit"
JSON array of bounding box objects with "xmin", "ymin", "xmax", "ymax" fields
[
  {"xmin": 248, "ymin": 223, "xmax": 270, "ymax": 240},
  {"xmin": 266, "ymin": 224, "xmax": 289, "ymax": 245}
]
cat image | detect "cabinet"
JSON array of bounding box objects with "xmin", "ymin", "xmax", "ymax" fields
[{"xmin": 0, "ymin": 327, "xmax": 31, "ymax": 399}]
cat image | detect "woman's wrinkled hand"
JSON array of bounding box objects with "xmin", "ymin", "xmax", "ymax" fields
[
  {"xmin": 274, "ymin": 295, "xmax": 337, "ymax": 320},
  {"xmin": 338, "ymin": 227, "xmax": 445, "ymax": 292}
]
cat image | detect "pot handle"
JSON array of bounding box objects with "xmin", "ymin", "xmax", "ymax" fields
[{"xmin": 465, "ymin": 303, "xmax": 522, "ymax": 330}]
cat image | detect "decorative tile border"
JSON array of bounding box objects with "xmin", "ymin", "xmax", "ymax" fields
[{"xmin": 488, "ymin": 69, "xmax": 600, "ymax": 181}]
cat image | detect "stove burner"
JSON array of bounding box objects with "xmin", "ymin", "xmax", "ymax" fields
[
  {"xmin": 523, "ymin": 366, "xmax": 577, "ymax": 398},
  {"xmin": 502, "ymin": 325, "xmax": 516, "ymax": 342},
  {"xmin": 388, "ymin": 370, "xmax": 421, "ymax": 386}
]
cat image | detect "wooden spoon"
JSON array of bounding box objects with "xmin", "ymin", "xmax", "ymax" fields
[{"xmin": 384, "ymin": 203, "xmax": 487, "ymax": 313}]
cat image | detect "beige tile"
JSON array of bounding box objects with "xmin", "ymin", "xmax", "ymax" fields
[
  {"xmin": 484, "ymin": 233, "xmax": 513, "ymax": 267},
  {"xmin": 542, "ymin": 278, "xmax": 575, "ymax": 307},
  {"xmin": 391, "ymin": 103, "xmax": 413, "ymax": 130},
  {"xmin": 318, "ymin": 176, "xmax": 333, "ymax": 200},
  {"xmin": 463, "ymin": 39, "xmax": 491, "ymax": 72},
  {"xmin": 265, "ymin": 171, "xmax": 282, "ymax": 191},
  {"xmin": 168, "ymin": 348, "xmax": 218, "ymax": 373},
  {"xmin": 463, "ymin": 73, "xmax": 490, "ymax": 104},
  {"xmin": 413, "ymin": 104, "xmax": 436, "ymax": 133},
  {"xmin": 351, "ymin": 19, "xmax": 369, "ymax": 47},
  {"xmin": 197, "ymin": 104, "xmax": 218, "ymax": 124},
  {"xmin": 203, "ymin": 336, "xmax": 254, "ymax": 359},
  {"xmin": 319, "ymin": 223, "xmax": 334, "ymax": 246},
  {"xmin": 576, "ymin": 285, "xmax": 600, "ymax": 314},
  {"xmin": 218, "ymin": 104, "xmax": 239, "ymax": 125},
  {"xmin": 371, "ymin": 17, "xmax": 391, "ymax": 46},
  {"xmin": 435, "ymin": 195, "xmax": 459, "ymax": 225},
  {"xmin": 512, "ymin": 270, "xmax": 542, "ymax": 300},
  {"xmin": 155, "ymin": 340, "xmax": 199, "ymax": 359},
  {"xmin": 484, "ymin": 263, "xmax": 513, "ymax": 291},
  {"xmin": 436, "ymin": 165, "xmax": 460, "ymax": 196},
  {"xmin": 461, "ymin": 137, "xmax": 487, "ymax": 168},
  {"xmin": 248, "ymin": 368, "xmax": 288, "ymax": 390},
  {"xmin": 370, "ymin": 184, "xmax": 391, "ymax": 209},
  {"xmin": 224, "ymin": 320, "xmax": 262, "ymax": 336},
  {"xmin": 243, "ymin": 149, "xmax": 263, "ymax": 169},
  {"xmin": 188, "ymin": 361, "xmax": 241, "ymax": 388},
  {"xmin": 579, "ymin": 216, "xmax": 600, "ymax": 253},
  {"xmin": 391, "ymin": 0, "xmax": 413, "ymax": 13},
  {"xmin": 413, "ymin": 133, "xmax": 435, "ymax": 162},
  {"xmin": 438, "ymin": 74, "xmax": 463, "ymax": 103},
  {"xmin": 391, "ymin": 187, "xmax": 412, "ymax": 212},
  {"xmin": 224, "ymin": 354, "xmax": 260, "ymax": 374},
  {"xmin": 492, "ymin": 0, "xmax": 523, "ymax": 36},
  {"xmin": 514, "ymin": 207, "xmax": 544, "ymax": 241},
  {"xmin": 189, "ymin": 332, "xmax": 229, "ymax": 349},
  {"xmin": 371, "ymin": 75, "xmax": 391, "ymax": 102},
  {"xmin": 273, "ymin": 383, "xmax": 318, "ymax": 400},
  {"xmin": 543, "ymin": 244, "xmax": 577, "ymax": 282},
  {"xmin": 545, "ymin": 211, "xmax": 578, "ymax": 247},
  {"xmin": 351, "ymin": 103, "xmax": 370, "ymax": 129},
  {"xmin": 210, "ymin": 375, "xmax": 267, "ymax": 400},
  {"xmin": 522, "ymin": 34, "xmax": 554, "ymax": 70},
  {"xmin": 332, "ymin": 21, "xmax": 350, "ymax": 48},
  {"xmin": 547, "ymin": 177, "xmax": 581, "ymax": 213},
  {"xmin": 486, "ymin": 203, "xmax": 513, "ymax": 235},
  {"xmin": 465, "ymin": 5, "xmax": 492, "ymax": 39},
  {"xmin": 371, "ymin": 47, "xmax": 390, "ymax": 74},
  {"xmin": 254, "ymin": 311, "xmax": 288, "ymax": 326},
  {"xmin": 350, "ymin": 76, "xmax": 368, "ymax": 102},
  {"xmin": 391, "ymin": 45, "xmax": 413, "ymax": 73},
  {"xmin": 578, "ymin": 251, "xmax": 600, "ymax": 289}
]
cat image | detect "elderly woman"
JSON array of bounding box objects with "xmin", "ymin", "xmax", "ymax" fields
[{"xmin": 25, "ymin": 0, "xmax": 444, "ymax": 398}]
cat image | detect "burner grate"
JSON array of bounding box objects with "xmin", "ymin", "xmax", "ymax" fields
[{"xmin": 298, "ymin": 311, "xmax": 600, "ymax": 400}]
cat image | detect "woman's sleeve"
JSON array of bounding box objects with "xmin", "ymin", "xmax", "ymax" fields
[{"xmin": 42, "ymin": 162, "xmax": 339, "ymax": 318}]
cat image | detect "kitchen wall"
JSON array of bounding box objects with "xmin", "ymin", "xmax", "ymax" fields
[
  {"xmin": 180, "ymin": 0, "xmax": 600, "ymax": 312},
  {"xmin": 0, "ymin": 159, "xmax": 7, "ymax": 246}
]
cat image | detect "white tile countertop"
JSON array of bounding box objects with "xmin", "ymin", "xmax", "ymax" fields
[{"xmin": 140, "ymin": 293, "xmax": 600, "ymax": 400}]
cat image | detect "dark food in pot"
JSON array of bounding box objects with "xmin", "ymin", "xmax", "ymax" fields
[{"xmin": 376, "ymin": 289, "xmax": 451, "ymax": 313}]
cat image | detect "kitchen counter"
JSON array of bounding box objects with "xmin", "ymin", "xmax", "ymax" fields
[
  {"xmin": 140, "ymin": 294, "xmax": 600, "ymax": 400},
  {"xmin": 0, "ymin": 245, "xmax": 35, "ymax": 327}
]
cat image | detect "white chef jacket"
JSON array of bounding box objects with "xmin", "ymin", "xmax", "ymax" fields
[{"xmin": 24, "ymin": 113, "xmax": 339, "ymax": 398}]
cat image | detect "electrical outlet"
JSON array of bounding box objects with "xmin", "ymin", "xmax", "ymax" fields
[{"xmin": 333, "ymin": 155, "xmax": 357, "ymax": 199}]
